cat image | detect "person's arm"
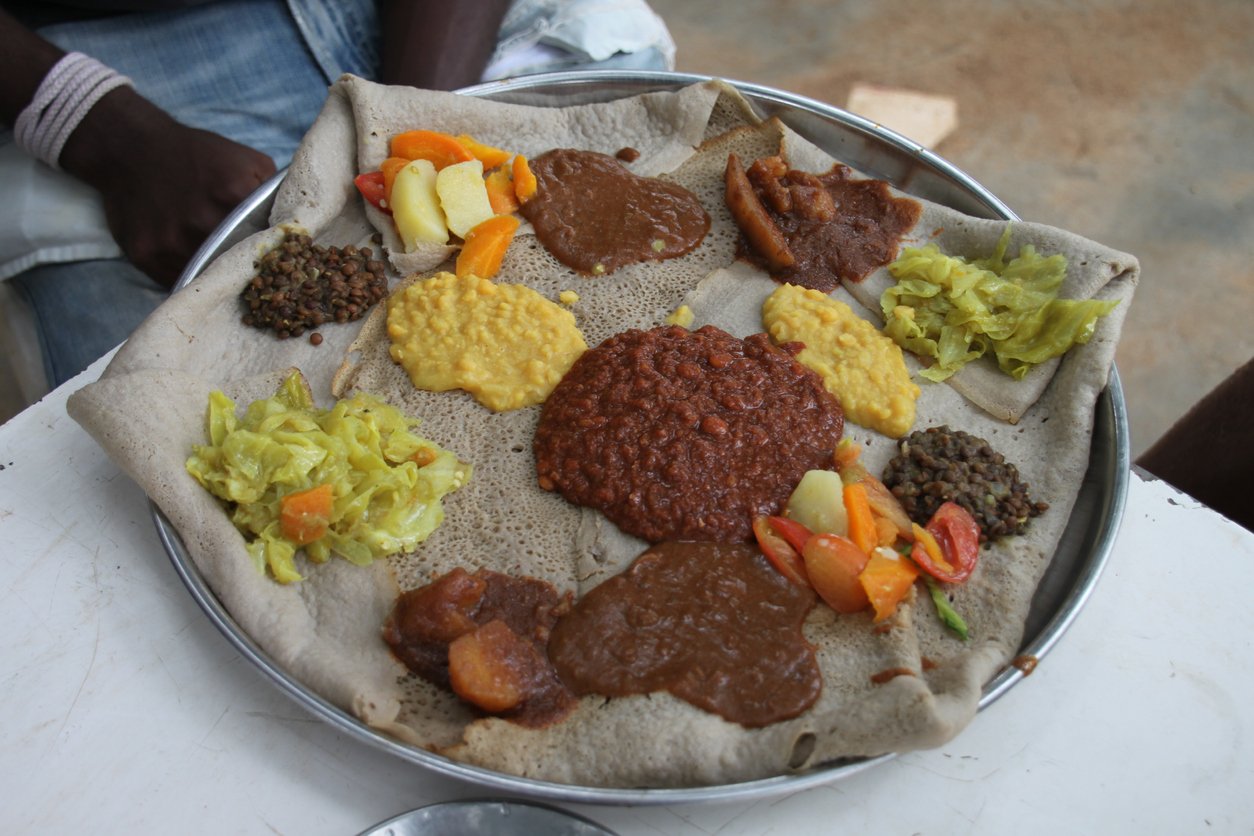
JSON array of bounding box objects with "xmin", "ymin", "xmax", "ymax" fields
[
  {"xmin": 378, "ymin": 0, "xmax": 513, "ymax": 90},
  {"xmin": 0, "ymin": 7, "xmax": 64, "ymax": 125},
  {"xmin": 0, "ymin": 7, "xmax": 276, "ymax": 288}
]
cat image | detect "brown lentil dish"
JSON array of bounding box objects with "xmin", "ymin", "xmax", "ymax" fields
[
  {"xmin": 881, "ymin": 425, "xmax": 1048, "ymax": 542},
  {"xmin": 382, "ymin": 567, "xmax": 576, "ymax": 728},
  {"xmin": 240, "ymin": 231, "xmax": 388, "ymax": 338},
  {"xmin": 533, "ymin": 324, "xmax": 844, "ymax": 543},
  {"xmin": 548, "ymin": 541, "xmax": 820, "ymax": 728},
  {"xmin": 725, "ymin": 153, "xmax": 922, "ymax": 293}
]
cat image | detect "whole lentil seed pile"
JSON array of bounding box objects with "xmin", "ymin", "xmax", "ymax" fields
[
  {"xmin": 882, "ymin": 425, "xmax": 1048, "ymax": 542},
  {"xmin": 241, "ymin": 232, "xmax": 388, "ymax": 338}
]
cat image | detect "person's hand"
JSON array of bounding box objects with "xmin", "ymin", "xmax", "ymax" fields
[{"xmin": 60, "ymin": 86, "xmax": 276, "ymax": 287}]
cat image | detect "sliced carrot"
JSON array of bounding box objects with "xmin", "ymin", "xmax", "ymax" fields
[
  {"xmin": 279, "ymin": 483, "xmax": 333, "ymax": 545},
  {"xmin": 389, "ymin": 130, "xmax": 474, "ymax": 170},
  {"xmin": 484, "ymin": 165, "xmax": 520, "ymax": 214},
  {"xmin": 380, "ymin": 156, "xmax": 411, "ymax": 203},
  {"xmin": 513, "ymin": 154, "xmax": 538, "ymax": 203},
  {"xmin": 859, "ymin": 548, "xmax": 919, "ymax": 622},
  {"xmin": 456, "ymin": 134, "xmax": 513, "ymax": 169},
  {"xmin": 833, "ymin": 439, "xmax": 914, "ymax": 542},
  {"xmin": 844, "ymin": 482, "xmax": 877, "ymax": 554},
  {"xmin": 456, "ymin": 214, "xmax": 521, "ymax": 279}
]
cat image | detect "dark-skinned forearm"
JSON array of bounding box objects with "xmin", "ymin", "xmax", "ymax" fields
[
  {"xmin": 0, "ymin": 6, "xmax": 66, "ymax": 125},
  {"xmin": 378, "ymin": 0, "xmax": 513, "ymax": 90}
]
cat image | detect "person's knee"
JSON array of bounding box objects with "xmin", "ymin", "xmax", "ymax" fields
[{"xmin": 9, "ymin": 258, "xmax": 168, "ymax": 385}]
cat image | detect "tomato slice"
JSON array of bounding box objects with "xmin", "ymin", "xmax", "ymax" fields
[
  {"xmin": 353, "ymin": 170, "xmax": 391, "ymax": 213},
  {"xmin": 910, "ymin": 501, "xmax": 980, "ymax": 583},
  {"xmin": 752, "ymin": 516, "xmax": 809, "ymax": 587},
  {"xmin": 802, "ymin": 533, "xmax": 870, "ymax": 614},
  {"xmin": 766, "ymin": 515, "xmax": 813, "ymax": 556}
]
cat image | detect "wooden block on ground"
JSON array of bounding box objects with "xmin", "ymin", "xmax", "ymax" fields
[{"xmin": 846, "ymin": 84, "xmax": 958, "ymax": 148}]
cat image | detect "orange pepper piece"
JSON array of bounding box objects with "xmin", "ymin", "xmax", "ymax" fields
[
  {"xmin": 279, "ymin": 483, "xmax": 334, "ymax": 545},
  {"xmin": 456, "ymin": 134, "xmax": 513, "ymax": 169},
  {"xmin": 484, "ymin": 166, "xmax": 520, "ymax": 214},
  {"xmin": 859, "ymin": 548, "xmax": 920, "ymax": 622},
  {"xmin": 512, "ymin": 154, "xmax": 538, "ymax": 203},
  {"xmin": 389, "ymin": 130, "xmax": 474, "ymax": 170},
  {"xmin": 456, "ymin": 214, "xmax": 521, "ymax": 279},
  {"xmin": 911, "ymin": 522, "xmax": 955, "ymax": 575}
]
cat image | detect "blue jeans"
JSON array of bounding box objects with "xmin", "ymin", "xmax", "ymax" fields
[
  {"xmin": 35, "ymin": 0, "xmax": 373, "ymax": 167},
  {"xmin": 10, "ymin": 258, "xmax": 166, "ymax": 385}
]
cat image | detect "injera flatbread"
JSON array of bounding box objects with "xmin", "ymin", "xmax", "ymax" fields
[{"xmin": 68, "ymin": 77, "xmax": 1138, "ymax": 788}]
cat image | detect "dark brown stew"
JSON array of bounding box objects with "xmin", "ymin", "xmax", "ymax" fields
[
  {"xmin": 548, "ymin": 541, "xmax": 821, "ymax": 727},
  {"xmin": 382, "ymin": 568, "xmax": 576, "ymax": 727},
  {"xmin": 520, "ymin": 148, "xmax": 710, "ymax": 275},
  {"xmin": 726, "ymin": 153, "xmax": 922, "ymax": 292}
]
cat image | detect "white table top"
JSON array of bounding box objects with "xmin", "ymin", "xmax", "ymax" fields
[{"xmin": 3, "ymin": 356, "xmax": 1252, "ymax": 835}]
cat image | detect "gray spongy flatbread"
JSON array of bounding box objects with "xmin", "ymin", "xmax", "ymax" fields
[{"xmin": 68, "ymin": 76, "xmax": 1137, "ymax": 789}]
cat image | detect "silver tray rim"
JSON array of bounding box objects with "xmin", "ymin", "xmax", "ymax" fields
[{"xmin": 155, "ymin": 70, "xmax": 1130, "ymax": 806}]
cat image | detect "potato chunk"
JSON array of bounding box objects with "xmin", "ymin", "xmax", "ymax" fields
[
  {"xmin": 436, "ymin": 159, "xmax": 495, "ymax": 239},
  {"xmin": 391, "ymin": 159, "xmax": 449, "ymax": 249}
]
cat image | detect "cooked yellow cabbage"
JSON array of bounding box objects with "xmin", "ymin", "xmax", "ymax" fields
[
  {"xmin": 882, "ymin": 227, "xmax": 1119, "ymax": 381},
  {"xmin": 186, "ymin": 371, "xmax": 471, "ymax": 583}
]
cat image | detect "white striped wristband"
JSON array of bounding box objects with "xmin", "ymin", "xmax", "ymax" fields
[{"xmin": 13, "ymin": 51, "xmax": 134, "ymax": 170}]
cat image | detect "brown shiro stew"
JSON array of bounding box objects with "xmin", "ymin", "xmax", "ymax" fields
[
  {"xmin": 725, "ymin": 153, "xmax": 922, "ymax": 292},
  {"xmin": 548, "ymin": 541, "xmax": 821, "ymax": 727},
  {"xmin": 533, "ymin": 324, "xmax": 845, "ymax": 543},
  {"xmin": 382, "ymin": 568, "xmax": 576, "ymax": 728},
  {"xmin": 520, "ymin": 148, "xmax": 710, "ymax": 275}
]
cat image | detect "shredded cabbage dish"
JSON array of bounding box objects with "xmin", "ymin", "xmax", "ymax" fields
[
  {"xmin": 882, "ymin": 227, "xmax": 1119, "ymax": 382},
  {"xmin": 186, "ymin": 371, "xmax": 470, "ymax": 583}
]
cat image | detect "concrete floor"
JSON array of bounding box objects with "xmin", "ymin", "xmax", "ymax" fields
[{"xmin": 4, "ymin": 0, "xmax": 1252, "ymax": 459}]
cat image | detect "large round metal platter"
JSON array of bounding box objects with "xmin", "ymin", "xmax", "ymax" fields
[{"xmin": 155, "ymin": 71, "xmax": 1130, "ymax": 805}]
